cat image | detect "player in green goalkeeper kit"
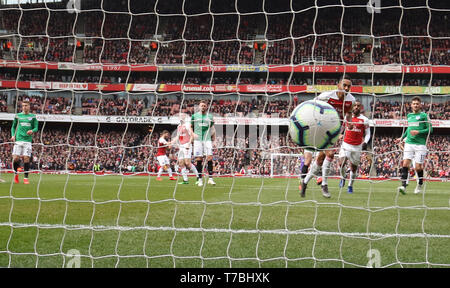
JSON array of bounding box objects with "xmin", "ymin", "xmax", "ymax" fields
[
  {"xmin": 395, "ymin": 96, "xmax": 432, "ymax": 195},
  {"xmin": 11, "ymin": 100, "xmax": 38, "ymax": 184}
]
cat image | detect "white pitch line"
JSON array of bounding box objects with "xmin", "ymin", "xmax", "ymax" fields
[{"xmin": 1, "ymin": 222, "xmax": 449, "ymax": 239}]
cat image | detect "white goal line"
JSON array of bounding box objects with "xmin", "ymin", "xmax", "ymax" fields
[{"xmin": 1, "ymin": 222, "xmax": 449, "ymax": 240}]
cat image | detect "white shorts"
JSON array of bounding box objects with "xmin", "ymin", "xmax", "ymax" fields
[
  {"xmin": 339, "ymin": 142, "xmax": 362, "ymax": 166},
  {"xmin": 403, "ymin": 143, "xmax": 427, "ymax": 164},
  {"xmin": 193, "ymin": 140, "xmax": 213, "ymax": 157},
  {"xmin": 178, "ymin": 144, "xmax": 192, "ymax": 160},
  {"xmin": 12, "ymin": 141, "xmax": 32, "ymax": 157},
  {"xmin": 157, "ymin": 155, "xmax": 170, "ymax": 167}
]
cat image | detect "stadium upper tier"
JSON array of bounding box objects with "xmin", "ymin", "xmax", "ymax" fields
[{"xmin": 0, "ymin": 0, "xmax": 448, "ymax": 66}]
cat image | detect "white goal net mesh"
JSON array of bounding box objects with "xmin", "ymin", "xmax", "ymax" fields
[{"xmin": 0, "ymin": 0, "xmax": 449, "ymax": 268}]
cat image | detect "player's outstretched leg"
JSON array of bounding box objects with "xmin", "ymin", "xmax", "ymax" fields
[
  {"xmin": 339, "ymin": 178, "xmax": 345, "ymax": 189},
  {"xmin": 179, "ymin": 167, "xmax": 189, "ymax": 184},
  {"xmin": 347, "ymin": 186, "xmax": 353, "ymax": 194},
  {"xmin": 316, "ymin": 177, "xmax": 323, "ymax": 186},
  {"xmin": 320, "ymin": 155, "xmax": 333, "ymax": 198},
  {"xmin": 299, "ymin": 151, "xmax": 312, "ymax": 197},
  {"xmin": 190, "ymin": 162, "xmax": 199, "ymax": 183},
  {"xmin": 167, "ymin": 164, "xmax": 176, "ymax": 180},
  {"xmin": 299, "ymin": 164, "xmax": 308, "ymax": 192},
  {"xmin": 300, "ymin": 182, "xmax": 307, "ymax": 198},
  {"xmin": 347, "ymin": 164, "xmax": 358, "ymax": 194},
  {"xmin": 321, "ymin": 153, "xmax": 332, "ymax": 179},
  {"xmin": 347, "ymin": 170, "xmax": 357, "ymax": 194},
  {"xmin": 156, "ymin": 166, "xmax": 164, "ymax": 181},
  {"xmin": 414, "ymin": 183, "xmax": 424, "ymax": 194}
]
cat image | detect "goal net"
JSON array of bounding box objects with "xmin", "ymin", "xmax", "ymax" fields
[{"xmin": 0, "ymin": 0, "xmax": 449, "ymax": 269}]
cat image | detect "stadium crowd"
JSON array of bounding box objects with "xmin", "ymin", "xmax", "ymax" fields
[
  {"xmin": 371, "ymin": 100, "xmax": 450, "ymax": 120},
  {"xmin": 373, "ymin": 135, "xmax": 449, "ymax": 178},
  {"xmin": 81, "ymin": 97, "xmax": 145, "ymax": 116},
  {"xmin": 0, "ymin": 94, "xmax": 7, "ymax": 112}
]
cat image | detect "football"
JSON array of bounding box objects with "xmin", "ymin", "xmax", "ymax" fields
[{"xmin": 289, "ymin": 100, "xmax": 342, "ymax": 150}]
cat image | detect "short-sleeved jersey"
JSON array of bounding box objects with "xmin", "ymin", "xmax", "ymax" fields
[
  {"xmin": 177, "ymin": 124, "xmax": 192, "ymax": 145},
  {"xmin": 156, "ymin": 137, "xmax": 169, "ymax": 156},
  {"xmin": 402, "ymin": 112, "xmax": 432, "ymax": 146},
  {"xmin": 191, "ymin": 112, "xmax": 214, "ymax": 141},
  {"xmin": 315, "ymin": 90, "xmax": 355, "ymax": 119},
  {"xmin": 343, "ymin": 114, "xmax": 369, "ymax": 146},
  {"xmin": 11, "ymin": 112, "xmax": 38, "ymax": 143}
]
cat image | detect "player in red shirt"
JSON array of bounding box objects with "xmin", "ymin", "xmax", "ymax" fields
[
  {"xmin": 156, "ymin": 130, "xmax": 176, "ymax": 181},
  {"xmin": 337, "ymin": 100, "xmax": 371, "ymax": 194},
  {"xmin": 173, "ymin": 114, "xmax": 199, "ymax": 184},
  {"xmin": 300, "ymin": 76, "xmax": 355, "ymax": 198}
]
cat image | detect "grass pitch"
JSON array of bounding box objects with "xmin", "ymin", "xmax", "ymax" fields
[{"xmin": 0, "ymin": 173, "xmax": 449, "ymax": 268}]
